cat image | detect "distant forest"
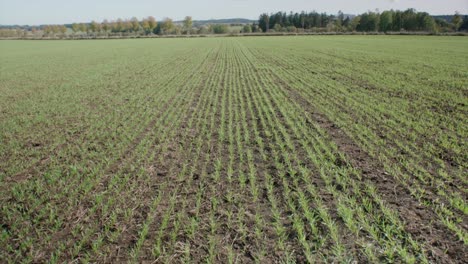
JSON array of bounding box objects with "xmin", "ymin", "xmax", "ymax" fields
[
  {"xmin": 258, "ymin": 9, "xmax": 467, "ymax": 33},
  {"xmin": 0, "ymin": 9, "xmax": 467, "ymax": 38}
]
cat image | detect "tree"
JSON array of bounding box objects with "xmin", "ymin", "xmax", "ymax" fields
[
  {"xmin": 349, "ymin": 16, "xmax": 361, "ymax": 31},
  {"xmin": 286, "ymin": 26, "xmax": 297, "ymax": 32},
  {"xmin": 102, "ymin": 20, "xmax": 110, "ymax": 33},
  {"xmin": 242, "ymin": 24, "xmax": 252, "ymax": 33},
  {"xmin": 435, "ymin": 18, "xmax": 450, "ymax": 32},
  {"xmin": 460, "ymin": 16, "xmax": 468, "ymax": 31},
  {"xmin": 90, "ymin": 21, "xmax": 100, "ymax": 33},
  {"xmin": 402, "ymin": 8, "xmax": 417, "ymax": 30},
  {"xmin": 79, "ymin": 23, "xmax": 88, "ymax": 34},
  {"xmin": 379, "ymin": 11, "xmax": 393, "ymax": 32},
  {"xmin": 259, "ymin": 13, "xmax": 270, "ymax": 32},
  {"xmin": 148, "ymin": 16, "xmax": 157, "ymax": 33},
  {"xmin": 198, "ymin": 26, "xmax": 210, "ymax": 34},
  {"xmin": 320, "ymin": 13, "xmax": 329, "ymax": 27},
  {"xmin": 392, "ymin": 10, "xmax": 403, "ymax": 31},
  {"xmin": 114, "ymin": 18, "xmax": 124, "ymax": 32},
  {"xmin": 453, "ymin": 12, "xmax": 463, "ymax": 31},
  {"xmin": 141, "ymin": 18, "xmax": 150, "ymax": 34},
  {"xmin": 96, "ymin": 23, "xmax": 102, "ymax": 33},
  {"xmin": 342, "ymin": 17, "xmax": 350, "ymax": 28},
  {"xmin": 272, "ymin": 12, "xmax": 281, "ymax": 28},
  {"xmin": 43, "ymin": 25, "xmax": 52, "ymax": 35},
  {"xmin": 335, "ymin": 10, "xmax": 344, "ymax": 30},
  {"xmin": 160, "ymin": 18, "xmax": 175, "ymax": 34},
  {"xmin": 52, "ymin": 25, "xmax": 60, "ymax": 35},
  {"xmin": 311, "ymin": 12, "xmax": 321, "ymax": 28},
  {"xmin": 357, "ymin": 11, "xmax": 379, "ymax": 31},
  {"xmin": 59, "ymin": 25, "xmax": 67, "ymax": 35},
  {"xmin": 413, "ymin": 12, "xmax": 436, "ymax": 32},
  {"xmin": 252, "ymin": 23, "xmax": 261, "ymax": 33},
  {"xmin": 273, "ymin": 23, "xmax": 282, "ymax": 32},
  {"xmin": 130, "ymin": 17, "xmax": 140, "ymax": 32},
  {"xmin": 300, "ymin": 11, "xmax": 306, "ymax": 29},
  {"xmin": 71, "ymin": 23, "xmax": 80, "ymax": 34},
  {"xmin": 123, "ymin": 20, "xmax": 132, "ymax": 32},
  {"xmin": 212, "ymin": 24, "xmax": 229, "ymax": 34},
  {"xmin": 183, "ymin": 16, "xmax": 193, "ymax": 34},
  {"xmin": 174, "ymin": 25, "xmax": 182, "ymax": 35}
]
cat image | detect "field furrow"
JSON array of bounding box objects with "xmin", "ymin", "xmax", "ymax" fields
[{"xmin": 1, "ymin": 36, "xmax": 466, "ymax": 263}]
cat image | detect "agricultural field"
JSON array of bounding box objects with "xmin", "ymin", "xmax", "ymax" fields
[{"xmin": 0, "ymin": 36, "xmax": 467, "ymax": 263}]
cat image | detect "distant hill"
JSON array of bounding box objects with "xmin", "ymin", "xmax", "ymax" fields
[
  {"xmin": 0, "ymin": 25, "xmax": 25, "ymax": 29},
  {"xmin": 432, "ymin": 15, "xmax": 468, "ymax": 22},
  {"xmin": 433, "ymin": 15, "xmax": 454, "ymax": 22}
]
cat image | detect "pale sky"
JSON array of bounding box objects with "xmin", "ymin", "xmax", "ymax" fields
[{"xmin": 1, "ymin": 0, "xmax": 467, "ymax": 25}]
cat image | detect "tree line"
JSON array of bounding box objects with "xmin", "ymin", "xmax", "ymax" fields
[
  {"xmin": 49, "ymin": 16, "xmax": 233, "ymax": 36},
  {"xmin": 258, "ymin": 9, "xmax": 467, "ymax": 33},
  {"xmin": 0, "ymin": 9, "xmax": 467, "ymax": 38},
  {"xmin": 0, "ymin": 16, "xmax": 229, "ymax": 38}
]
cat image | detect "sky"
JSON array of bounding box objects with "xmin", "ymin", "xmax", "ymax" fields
[{"xmin": 1, "ymin": 0, "xmax": 467, "ymax": 25}]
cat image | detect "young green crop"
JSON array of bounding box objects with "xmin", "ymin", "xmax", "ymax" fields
[{"xmin": 1, "ymin": 36, "xmax": 466, "ymax": 263}]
